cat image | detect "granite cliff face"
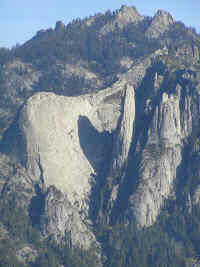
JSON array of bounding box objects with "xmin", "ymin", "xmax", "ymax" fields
[
  {"xmin": 19, "ymin": 81, "xmax": 128, "ymax": 199},
  {"xmin": 127, "ymin": 66, "xmax": 200, "ymax": 227},
  {"xmin": 0, "ymin": 5, "xmax": 200, "ymax": 266},
  {"xmin": 129, "ymin": 91, "xmax": 182, "ymax": 227},
  {"xmin": 110, "ymin": 84, "xmax": 135, "ymax": 178},
  {"xmin": 16, "ymin": 79, "xmax": 135, "ymax": 252}
]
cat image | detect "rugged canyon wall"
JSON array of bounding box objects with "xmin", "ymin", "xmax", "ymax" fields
[
  {"xmin": 0, "ymin": 5, "xmax": 200, "ymax": 265},
  {"xmin": 3, "ymin": 51, "xmax": 200, "ymax": 246},
  {"xmin": 127, "ymin": 69, "xmax": 200, "ymax": 228}
]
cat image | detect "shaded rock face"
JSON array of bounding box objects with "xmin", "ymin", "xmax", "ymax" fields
[{"xmin": 55, "ymin": 21, "xmax": 65, "ymax": 31}]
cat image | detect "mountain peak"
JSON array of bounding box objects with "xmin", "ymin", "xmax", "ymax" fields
[
  {"xmin": 119, "ymin": 5, "xmax": 140, "ymax": 15},
  {"xmin": 145, "ymin": 9, "xmax": 174, "ymax": 39},
  {"xmin": 117, "ymin": 5, "xmax": 142, "ymax": 22},
  {"xmin": 55, "ymin": 20, "xmax": 65, "ymax": 31},
  {"xmin": 100, "ymin": 5, "xmax": 143, "ymax": 35},
  {"xmin": 154, "ymin": 9, "xmax": 174, "ymax": 23}
]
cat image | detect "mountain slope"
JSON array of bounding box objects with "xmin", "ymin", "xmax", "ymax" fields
[{"xmin": 0, "ymin": 5, "xmax": 200, "ymax": 267}]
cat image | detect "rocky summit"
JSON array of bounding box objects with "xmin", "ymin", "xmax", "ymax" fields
[{"xmin": 0, "ymin": 5, "xmax": 200, "ymax": 267}]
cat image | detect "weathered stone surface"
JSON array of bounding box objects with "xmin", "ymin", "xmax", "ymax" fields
[
  {"xmin": 19, "ymin": 82, "xmax": 125, "ymax": 205},
  {"xmin": 110, "ymin": 84, "xmax": 135, "ymax": 176},
  {"xmin": 41, "ymin": 186, "xmax": 98, "ymax": 249}
]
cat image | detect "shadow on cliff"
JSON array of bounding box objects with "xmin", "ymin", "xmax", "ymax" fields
[
  {"xmin": 29, "ymin": 184, "xmax": 46, "ymax": 227},
  {"xmin": 78, "ymin": 116, "xmax": 112, "ymax": 173},
  {"xmin": 107, "ymin": 64, "xmax": 162, "ymax": 225},
  {"xmin": 108, "ymin": 153, "xmax": 141, "ymax": 225},
  {"xmin": 78, "ymin": 115, "xmax": 113, "ymax": 223}
]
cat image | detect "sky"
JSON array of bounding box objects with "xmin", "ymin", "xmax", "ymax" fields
[{"xmin": 0, "ymin": 0, "xmax": 199, "ymax": 48}]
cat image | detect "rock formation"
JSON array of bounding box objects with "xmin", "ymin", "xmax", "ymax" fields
[
  {"xmin": 0, "ymin": 5, "xmax": 200, "ymax": 265},
  {"xmin": 100, "ymin": 5, "xmax": 143, "ymax": 35},
  {"xmin": 55, "ymin": 21, "xmax": 65, "ymax": 31},
  {"xmin": 145, "ymin": 10, "xmax": 174, "ymax": 39},
  {"xmin": 16, "ymin": 79, "xmax": 135, "ymax": 250},
  {"xmin": 110, "ymin": 84, "xmax": 135, "ymax": 177},
  {"xmin": 129, "ymin": 91, "xmax": 182, "ymax": 227},
  {"xmin": 40, "ymin": 186, "xmax": 97, "ymax": 249}
]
